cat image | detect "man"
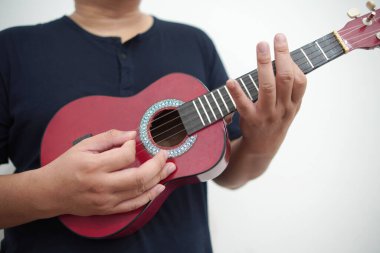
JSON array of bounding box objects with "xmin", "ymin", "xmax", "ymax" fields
[{"xmin": 0, "ymin": 0, "xmax": 306, "ymax": 252}]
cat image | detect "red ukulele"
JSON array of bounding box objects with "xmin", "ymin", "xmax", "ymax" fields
[{"xmin": 41, "ymin": 3, "xmax": 380, "ymax": 239}]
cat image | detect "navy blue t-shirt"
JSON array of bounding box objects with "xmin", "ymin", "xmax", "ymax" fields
[{"xmin": 0, "ymin": 16, "xmax": 241, "ymax": 253}]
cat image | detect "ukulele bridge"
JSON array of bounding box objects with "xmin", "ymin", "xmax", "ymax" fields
[{"xmin": 139, "ymin": 99, "xmax": 197, "ymax": 158}]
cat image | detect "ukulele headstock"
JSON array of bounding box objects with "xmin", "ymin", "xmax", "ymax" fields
[{"xmin": 337, "ymin": 1, "xmax": 380, "ymax": 51}]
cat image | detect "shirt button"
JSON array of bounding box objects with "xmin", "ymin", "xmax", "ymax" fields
[{"xmin": 119, "ymin": 53, "xmax": 127, "ymax": 59}]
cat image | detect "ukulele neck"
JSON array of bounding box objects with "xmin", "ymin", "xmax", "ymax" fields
[{"xmin": 178, "ymin": 32, "xmax": 347, "ymax": 135}]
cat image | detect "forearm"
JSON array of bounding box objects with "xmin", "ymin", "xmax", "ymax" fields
[
  {"xmin": 0, "ymin": 169, "xmax": 58, "ymax": 228},
  {"xmin": 214, "ymin": 137, "xmax": 275, "ymax": 189}
]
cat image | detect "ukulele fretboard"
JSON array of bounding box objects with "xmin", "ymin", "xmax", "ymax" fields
[{"xmin": 178, "ymin": 32, "xmax": 345, "ymax": 135}]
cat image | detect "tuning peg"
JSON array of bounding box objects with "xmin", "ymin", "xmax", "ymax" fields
[
  {"xmin": 377, "ymin": 32, "xmax": 380, "ymax": 40},
  {"xmin": 347, "ymin": 8, "xmax": 361, "ymax": 18},
  {"xmin": 363, "ymin": 11, "xmax": 376, "ymax": 25},
  {"xmin": 366, "ymin": 1, "xmax": 376, "ymax": 11}
]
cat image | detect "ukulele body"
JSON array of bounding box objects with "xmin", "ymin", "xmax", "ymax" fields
[{"xmin": 40, "ymin": 73, "xmax": 230, "ymax": 239}]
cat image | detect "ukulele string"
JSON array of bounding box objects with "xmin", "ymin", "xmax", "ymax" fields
[
  {"xmin": 134, "ymin": 34, "xmax": 340, "ymax": 141},
  {"xmin": 134, "ymin": 42, "xmax": 345, "ymax": 154},
  {"xmin": 141, "ymin": 41, "xmax": 344, "ymax": 144},
  {"xmin": 338, "ymin": 18, "xmax": 379, "ymax": 37},
  {"xmin": 346, "ymin": 29, "xmax": 380, "ymax": 45},
  {"xmin": 134, "ymin": 26, "xmax": 379, "ymax": 155},
  {"xmin": 118, "ymin": 25, "xmax": 371, "ymax": 141},
  {"xmin": 339, "ymin": 24, "xmax": 365, "ymax": 36},
  {"xmin": 130, "ymin": 42, "xmax": 347, "ymax": 157},
  {"xmin": 131, "ymin": 23, "xmax": 372, "ymax": 139}
]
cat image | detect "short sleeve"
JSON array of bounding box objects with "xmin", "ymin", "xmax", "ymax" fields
[
  {"xmin": 201, "ymin": 34, "xmax": 241, "ymax": 140},
  {"xmin": 0, "ymin": 31, "xmax": 11, "ymax": 164}
]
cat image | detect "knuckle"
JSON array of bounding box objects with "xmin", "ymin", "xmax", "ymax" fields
[
  {"xmin": 265, "ymin": 113, "xmax": 278, "ymax": 124},
  {"xmin": 275, "ymin": 45, "xmax": 289, "ymax": 54},
  {"xmin": 134, "ymin": 173, "xmax": 147, "ymax": 194},
  {"xmin": 89, "ymin": 181, "xmax": 109, "ymax": 195},
  {"xmin": 260, "ymin": 82, "xmax": 275, "ymax": 93},
  {"xmin": 84, "ymin": 157, "xmax": 100, "ymax": 171},
  {"xmin": 90, "ymin": 195, "xmax": 110, "ymax": 211},
  {"xmin": 277, "ymin": 71, "xmax": 294, "ymax": 83},
  {"xmin": 295, "ymin": 73, "xmax": 307, "ymax": 85},
  {"xmin": 258, "ymin": 55, "xmax": 271, "ymax": 64},
  {"xmin": 107, "ymin": 129, "xmax": 119, "ymax": 138}
]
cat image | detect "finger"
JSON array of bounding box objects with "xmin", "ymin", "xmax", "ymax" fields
[
  {"xmin": 79, "ymin": 130, "xmax": 136, "ymax": 152},
  {"xmin": 257, "ymin": 42, "xmax": 276, "ymax": 112},
  {"xmin": 98, "ymin": 139, "xmax": 136, "ymax": 172},
  {"xmin": 110, "ymin": 161, "xmax": 176, "ymax": 195},
  {"xmin": 226, "ymin": 79, "xmax": 254, "ymax": 120},
  {"xmin": 274, "ymin": 33, "xmax": 294, "ymax": 106},
  {"xmin": 291, "ymin": 62, "xmax": 307, "ymax": 104},
  {"xmin": 111, "ymin": 184, "xmax": 166, "ymax": 214},
  {"xmin": 109, "ymin": 150, "xmax": 169, "ymax": 193}
]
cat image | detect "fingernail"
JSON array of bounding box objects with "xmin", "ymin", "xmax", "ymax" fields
[
  {"xmin": 156, "ymin": 184, "xmax": 165, "ymax": 194},
  {"xmin": 125, "ymin": 131, "xmax": 136, "ymax": 138},
  {"xmin": 161, "ymin": 150, "xmax": 168, "ymax": 159},
  {"xmin": 257, "ymin": 42, "xmax": 268, "ymax": 53},
  {"xmin": 165, "ymin": 162, "xmax": 176, "ymax": 174},
  {"xmin": 276, "ymin": 33, "xmax": 286, "ymax": 43}
]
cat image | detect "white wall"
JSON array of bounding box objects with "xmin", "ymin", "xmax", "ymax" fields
[{"xmin": 1, "ymin": 0, "xmax": 380, "ymax": 252}]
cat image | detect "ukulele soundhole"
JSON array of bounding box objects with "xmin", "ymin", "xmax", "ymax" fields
[
  {"xmin": 150, "ymin": 109, "xmax": 186, "ymax": 147},
  {"xmin": 139, "ymin": 99, "xmax": 197, "ymax": 158}
]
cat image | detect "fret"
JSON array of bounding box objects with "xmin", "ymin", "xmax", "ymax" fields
[
  {"xmin": 317, "ymin": 34, "xmax": 343, "ymax": 60},
  {"xmin": 204, "ymin": 94, "xmax": 217, "ymax": 120},
  {"xmin": 300, "ymin": 48, "xmax": 315, "ymax": 69},
  {"xmin": 291, "ymin": 49, "xmax": 312, "ymax": 74},
  {"xmin": 238, "ymin": 78, "xmax": 253, "ymax": 100},
  {"xmin": 210, "ymin": 92, "xmax": 224, "ymax": 118},
  {"xmin": 224, "ymin": 86, "xmax": 237, "ymax": 109},
  {"xmin": 192, "ymin": 100, "xmax": 205, "ymax": 126},
  {"xmin": 248, "ymin": 74, "xmax": 259, "ymax": 91},
  {"xmin": 242, "ymin": 74, "xmax": 259, "ymax": 101},
  {"xmin": 178, "ymin": 32, "xmax": 345, "ymax": 135},
  {"xmin": 302, "ymin": 43, "xmax": 327, "ymax": 69},
  {"xmin": 315, "ymin": 41, "xmax": 329, "ymax": 61},
  {"xmin": 198, "ymin": 97, "xmax": 211, "ymax": 124},
  {"xmin": 216, "ymin": 89, "xmax": 230, "ymax": 114}
]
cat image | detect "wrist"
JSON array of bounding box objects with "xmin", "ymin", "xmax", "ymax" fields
[
  {"xmin": 28, "ymin": 167, "xmax": 64, "ymax": 219},
  {"xmin": 240, "ymin": 136, "xmax": 277, "ymax": 158}
]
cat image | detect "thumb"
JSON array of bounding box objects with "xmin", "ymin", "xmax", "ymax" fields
[{"xmin": 79, "ymin": 130, "xmax": 137, "ymax": 152}]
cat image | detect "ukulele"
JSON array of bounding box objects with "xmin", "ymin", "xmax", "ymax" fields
[{"xmin": 40, "ymin": 2, "xmax": 380, "ymax": 239}]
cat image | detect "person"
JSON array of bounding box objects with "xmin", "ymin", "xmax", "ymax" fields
[{"xmin": 0, "ymin": 0, "xmax": 307, "ymax": 252}]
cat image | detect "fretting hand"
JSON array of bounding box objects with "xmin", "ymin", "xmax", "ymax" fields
[
  {"xmin": 216, "ymin": 34, "xmax": 307, "ymax": 189},
  {"xmin": 227, "ymin": 33, "xmax": 307, "ymax": 157}
]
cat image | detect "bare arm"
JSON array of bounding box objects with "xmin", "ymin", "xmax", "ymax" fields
[
  {"xmin": 0, "ymin": 130, "xmax": 175, "ymax": 228},
  {"xmin": 214, "ymin": 34, "xmax": 307, "ymax": 189}
]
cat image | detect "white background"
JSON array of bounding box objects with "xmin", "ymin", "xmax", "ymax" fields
[{"xmin": 1, "ymin": 0, "xmax": 380, "ymax": 252}]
